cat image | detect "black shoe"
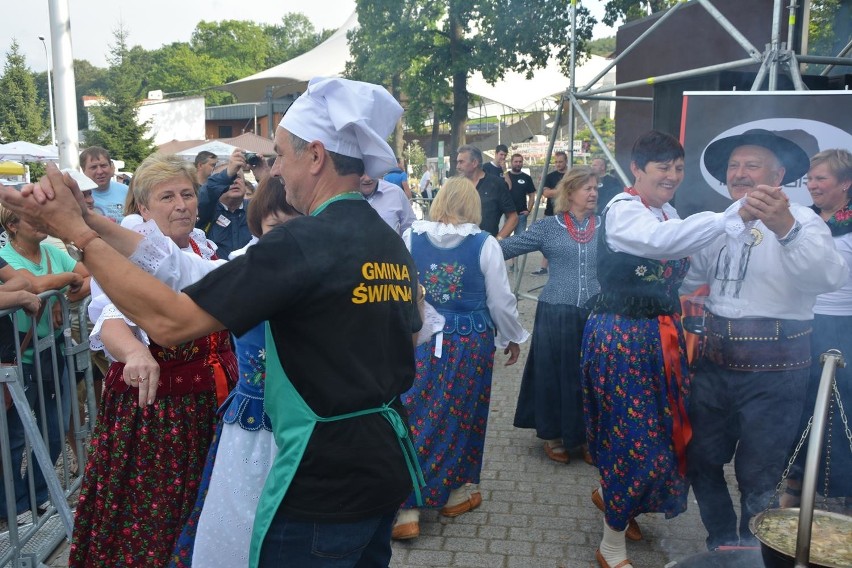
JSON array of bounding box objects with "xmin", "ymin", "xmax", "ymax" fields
[{"xmin": 531, "ymin": 268, "xmax": 548, "ymax": 275}]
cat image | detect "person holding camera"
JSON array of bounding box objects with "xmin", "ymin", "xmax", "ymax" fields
[{"xmin": 196, "ymin": 148, "xmax": 258, "ymax": 259}]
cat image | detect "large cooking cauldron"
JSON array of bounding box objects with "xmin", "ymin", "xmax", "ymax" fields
[{"xmin": 750, "ymin": 508, "xmax": 852, "ymax": 568}]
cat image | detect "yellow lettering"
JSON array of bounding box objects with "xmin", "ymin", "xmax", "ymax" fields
[
  {"xmin": 402, "ymin": 286, "xmax": 412, "ymax": 302},
  {"xmin": 368, "ymin": 285, "xmax": 384, "ymax": 302},
  {"xmin": 352, "ymin": 283, "xmax": 368, "ymax": 304},
  {"xmin": 389, "ymin": 285, "xmax": 400, "ymax": 301},
  {"xmin": 401, "ymin": 265, "xmax": 410, "ymax": 281},
  {"xmin": 362, "ymin": 263, "xmax": 374, "ymax": 280},
  {"xmin": 374, "ymin": 263, "xmax": 388, "ymax": 280}
]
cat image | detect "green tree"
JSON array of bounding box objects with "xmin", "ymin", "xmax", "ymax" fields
[
  {"xmin": 347, "ymin": 0, "xmax": 594, "ymax": 173},
  {"xmin": 146, "ymin": 42, "xmax": 233, "ymax": 104},
  {"xmin": 73, "ymin": 59, "xmax": 110, "ymax": 128},
  {"xmin": 575, "ymin": 116, "xmax": 616, "ymax": 158},
  {"xmin": 190, "ymin": 20, "xmax": 271, "ymax": 82},
  {"xmin": 588, "ymin": 36, "xmax": 616, "ymax": 57},
  {"xmin": 264, "ymin": 13, "xmax": 334, "ymax": 67},
  {"xmin": 601, "ymin": 0, "xmax": 677, "ymax": 26},
  {"xmin": 0, "ymin": 40, "xmax": 46, "ymax": 144},
  {"xmin": 85, "ymin": 27, "xmax": 155, "ymax": 170}
]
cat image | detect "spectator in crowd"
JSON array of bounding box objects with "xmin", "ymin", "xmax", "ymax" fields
[
  {"xmin": 0, "ymin": 206, "xmax": 90, "ymax": 522},
  {"xmin": 501, "ymin": 167, "xmax": 599, "ymax": 465},
  {"xmin": 582, "ymin": 131, "xmax": 754, "ymax": 568},
  {"xmin": 506, "ymin": 153, "xmax": 536, "ymax": 235},
  {"xmin": 683, "ymin": 130, "xmax": 846, "ymax": 550},
  {"xmin": 1, "ymin": 77, "xmax": 422, "ymax": 568},
  {"xmin": 194, "ymin": 151, "xmax": 218, "ymax": 185},
  {"xmin": 359, "ymin": 174, "xmax": 416, "ymax": 236},
  {"xmin": 781, "ymin": 148, "xmax": 852, "ymax": 509},
  {"xmin": 482, "ymin": 144, "xmax": 508, "ymax": 178},
  {"xmin": 591, "ymin": 157, "xmax": 625, "ymax": 214},
  {"xmin": 392, "ymin": 177, "xmax": 528, "ymax": 540},
  {"xmin": 196, "ymin": 150, "xmax": 252, "ymax": 259},
  {"xmin": 455, "ymin": 144, "xmax": 518, "ymax": 239},
  {"xmin": 79, "ymin": 146, "xmax": 128, "ymax": 223},
  {"xmin": 533, "ymin": 150, "xmax": 569, "ymax": 275},
  {"xmin": 419, "ymin": 165, "xmax": 435, "ymax": 199},
  {"xmin": 69, "ymin": 153, "xmax": 238, "ymax": 567},
  {"xmin": 170, "ymin": 176, "xmax": 301, "ymax": 567},
  {"xmin": 384, "ymin": 156, "xmax": 412, "ymax": 198}
]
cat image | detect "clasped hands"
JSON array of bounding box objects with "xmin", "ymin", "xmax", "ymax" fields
[
  {"xmin": 0, "ymin": 163, "xmax": 91, "ymax": 242},
  {"xmin": 738, "ymin": 184, "xmax": 796, "ymax": 237}
]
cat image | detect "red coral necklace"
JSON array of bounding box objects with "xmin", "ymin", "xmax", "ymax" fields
[{"xmin": 563, "ymin": 212, "xmax": 596, "ymax": 243}]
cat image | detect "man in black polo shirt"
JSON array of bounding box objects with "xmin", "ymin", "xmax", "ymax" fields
[
  {"xmin": 455, "ymin": 144, "xmax": 517, "ymax": 239},
  {"xmin": 3, "ymin": 77, "xmax": 423, "ymax": 568},
  {"xmin": 532, "ymin": 150, "xmax": 568, "ymax": 275}
]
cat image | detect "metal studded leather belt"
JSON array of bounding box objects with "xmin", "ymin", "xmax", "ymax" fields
[{"xmin": 703, "ymin": 313, "xmax": 812, "ymax": 371}]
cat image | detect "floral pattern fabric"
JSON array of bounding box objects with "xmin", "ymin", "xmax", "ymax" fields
[{"xmin": 70, "ymin": 333, "xmax": 236, "ymax": 568}]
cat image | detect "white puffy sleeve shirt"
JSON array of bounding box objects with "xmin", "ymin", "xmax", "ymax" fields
[{"xmin": 88, "ymin": 221, "xmax": 226, "ymax": 359}]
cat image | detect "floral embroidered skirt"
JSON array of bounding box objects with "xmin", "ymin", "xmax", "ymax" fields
[
  {"xmin": 401, "ymin": 329, "xmax": 495, "ymax": 509},
  {"xmin": 581, "ymin": 312, "xmax": 690, "ymax": 530},
  {"xmin": 70, "ymin": 372, "xmax": 219, "ymax": 567},
  {"xmin": 513, "ymin": 302, "xmax": 589, "ymax": 447}
]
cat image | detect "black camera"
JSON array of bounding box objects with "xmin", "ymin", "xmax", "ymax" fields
[{"xmin": 244, "ymin": 152, "xmax": 263, "ymax": 167}]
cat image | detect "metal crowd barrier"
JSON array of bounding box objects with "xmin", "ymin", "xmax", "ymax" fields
[
  {"xmin": 0, "ymin": 292, "xmax": 96, "ymax": 567},
  {"xmin": 411, "ymin": 197, "xmax": 434, "ymax": 221}
]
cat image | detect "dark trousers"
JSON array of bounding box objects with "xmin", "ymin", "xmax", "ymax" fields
[
  {"xmin": 686, "ymin": 361, "xmax": 808, "ymax": 550},
  {"xmin": 258, "ymin": 510, "xmax": 395, "ymax": 568}
]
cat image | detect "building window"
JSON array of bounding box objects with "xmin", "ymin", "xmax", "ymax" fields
[{"xmin": 218, "ymin": 125, "xmax": 233, "ymax": 138}]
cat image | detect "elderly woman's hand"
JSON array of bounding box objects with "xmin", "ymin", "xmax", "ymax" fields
[
  {"xmin": 123, "ymin": 347, "xmax": 162, "ymax": 407},
  {"xmin": 503, "ymin": 342, "xmax": 520, "ymax": 366}
]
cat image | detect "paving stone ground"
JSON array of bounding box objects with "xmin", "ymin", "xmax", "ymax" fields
[{"xmin": 46, "ymin": 251, "xmax": 739, "ymax": 567}]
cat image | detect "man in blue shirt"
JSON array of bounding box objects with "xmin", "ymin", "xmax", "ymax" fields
[
  {"xmin": 80, "ymin": 146, "xmax": 128, "ymax": 223},
  {"xmin": 196, "ymin": 149, "xmax": 253, "ymax": 259},
  {"xmin": 383, "ymin": 156, "xmax": 412, "ymax": 198}
]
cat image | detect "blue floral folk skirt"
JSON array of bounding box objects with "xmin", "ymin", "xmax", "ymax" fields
[
  {"xmin": 401, "ymin": 329, "xmax": 495, "ymax": 510},
  {"xmin": 581, "ymin": 312, "xmax": 690, "ymax": 530}
]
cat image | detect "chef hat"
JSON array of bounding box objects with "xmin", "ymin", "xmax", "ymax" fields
[{"xmin": 279, "ymin": 77, "xmax": 402, "ymax": 178}]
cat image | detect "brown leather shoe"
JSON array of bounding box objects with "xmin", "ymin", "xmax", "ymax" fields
[
  {"xmin": 595, "ymin": 549, "xmax": 633, "ymax": 568},
  {"xmin": 439, "ymin": 492, "xmax": 482, "ymax": 517},
  {"xmin": 544, "ymin": 441, "xmax": 570, "ymax": 464},
  {"xmin": 391, "ymin": 521, "xmax": 420, "ymax": 540},
  {"xmin": 582, "ymin": 446, "xmax": 595, "ymax": 466},
  {"xmin": 591, "ymin": 488, "xmax": 643, "ymax": 541}
]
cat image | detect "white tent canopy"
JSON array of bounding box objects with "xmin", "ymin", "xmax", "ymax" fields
[
  {"xmin": 222, "ymin": 12, "xmax": 358, "ymax": 102},
  {"xmin": 221, "ymin": 13, "xmax": 615, "ymax": 118},
  {"xmin": 467, "ymin": 55, "xmax": 615, "ymax": 112},
  {"xmin": 175, "ymin": 140, "xmax": 239, "ymax": 160},
  {"xmin": 0, "ymin": 141, "xmax": 59, "ymax": 162}
]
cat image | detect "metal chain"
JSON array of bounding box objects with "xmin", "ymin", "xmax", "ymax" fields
[
  {"xmin": 822, "ymin": 402, "xmax": 832, "ymax": 504},
  {"xmin": 770, "ymin": 415, "xmax": 812, "ymax": 508},
  {"xmin": 832, "ymin": 379, "xmax": 852, "ymax": 455}
]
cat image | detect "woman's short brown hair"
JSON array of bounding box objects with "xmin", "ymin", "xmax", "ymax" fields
[{"xmin": 246, "ymin": 176, "xmax": 299, "ymax": 237}]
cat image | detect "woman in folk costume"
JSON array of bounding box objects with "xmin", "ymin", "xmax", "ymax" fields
[
  {"xmin": 581, "ymin": 131, "xmax": 752, "ymax": 568},
  {"xmin": 392, "ymin": 177, "xmax": 529, "ymax": 540}
]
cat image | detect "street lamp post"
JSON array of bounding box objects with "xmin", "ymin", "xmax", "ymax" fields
[{"xmin": 38, "ymin": 35, "xmax": 57, "ymax": 147}]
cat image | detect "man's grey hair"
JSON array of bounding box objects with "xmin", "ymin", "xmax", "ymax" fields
[
  {"xmin": 289, "ymin": 132, "xmax": 364, "ymax": 176},
  {"xmin": 457, "ymin": 144, "xmax": 483, "ymax": 168}
]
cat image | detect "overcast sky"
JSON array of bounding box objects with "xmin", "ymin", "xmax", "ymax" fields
[
  {"xmin": 6, "ymin": 1, "xmax": 610, "ymax": 73},
  {"xmin": 5, "ymin": 0, "xmax": 358, "ymax": 72}
]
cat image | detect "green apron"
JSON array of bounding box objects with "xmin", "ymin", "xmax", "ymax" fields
[{"xmin": 249, "ymin": 192, "xmax": 425, "ymax": 568}]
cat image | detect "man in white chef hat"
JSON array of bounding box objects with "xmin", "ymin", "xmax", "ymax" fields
[{"xmin": 0, "ymin": 77, "xmax": 425, "ymax": 568}]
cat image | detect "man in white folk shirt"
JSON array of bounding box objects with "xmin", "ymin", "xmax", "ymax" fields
[{"xmin": 681, "ymin": 129, "xmax": 847, "ymax": 551}]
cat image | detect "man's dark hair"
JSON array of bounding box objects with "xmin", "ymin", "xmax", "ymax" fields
[
  {"xmin": 79, "ymin": 146, "xmax": 111, "ymax": 168},
  {"xmin": 511, "ymin": 153, "xmax": 523, "ymax": 161},
  {"xmin": 290, "ymin": 133, "xmax": 364, "ymax": 177},
  {"xmin": 457, "ymin": 144, "xmax": 483, "ymax": 168},
  {"xmin": 554, "ymin": 151, "xmax": 568, "ymax": 160},
  {"xmin": 496, "ymin": 144, "xmax": 508, "ymax": 154},
  {"xmin": 194, "ymin": 150, "xmax": 217, "ymax": 167},
  {"xmin": 631, "ymin": 130, "xmax": 684, "ymax": 171}
]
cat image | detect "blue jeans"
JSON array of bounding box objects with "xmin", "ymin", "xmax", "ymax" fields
[
  {"xmin": 0, "ymin": 360, "xmax": 66, "ymax": 518},
  {"xmin": 514, "ymin": 212, "xmax": 528, "ymax": 234},
  {"xmin": 687, "ymin": 361, "xmax": 808, "ymax": 550},
  {"xmin": 258, "ymin": 510, "xmax": 395, "ymax": 568}
]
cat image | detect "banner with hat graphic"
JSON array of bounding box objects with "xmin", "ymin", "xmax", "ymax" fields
[{"xmin": 677, "ymin": 91, "xmax": 852, "ymax": 217}]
